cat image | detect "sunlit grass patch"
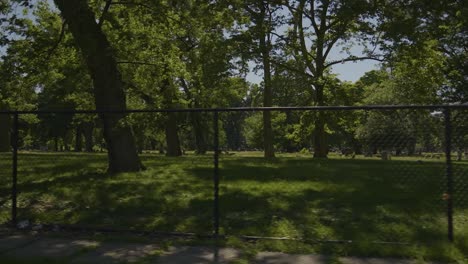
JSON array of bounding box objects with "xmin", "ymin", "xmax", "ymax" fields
[{"xmin": 0, "ymin": 151, "xmax": 466, "ymax": 261}]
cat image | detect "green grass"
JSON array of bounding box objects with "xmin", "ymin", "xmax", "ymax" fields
[{"xmin": 0, "ymin": 151, "xmax": 467, "ymax": 262}]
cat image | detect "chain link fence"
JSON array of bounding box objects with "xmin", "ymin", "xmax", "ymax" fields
[
  {"xmin": 451, "ymin": 108, "xmax": 468, "ymax": 247},
  {"xmin": 0, "ymin": 105, "xmax": 466, "ymax": 246}
]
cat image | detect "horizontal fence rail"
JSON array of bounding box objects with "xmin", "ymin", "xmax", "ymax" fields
[
  {"xmin": 0, "ymin": 104, "xmax": 467, "ymax": 115},
  {"xmin": 0, "ymin": 105, "xmax": 467, "ymax": 248}
]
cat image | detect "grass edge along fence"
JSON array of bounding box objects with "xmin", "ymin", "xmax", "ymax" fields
[{"xmin": 2, "ymin": 104, "xmax": 467, "ymax": 244}]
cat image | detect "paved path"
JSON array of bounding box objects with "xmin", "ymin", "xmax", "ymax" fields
[{"xmin": 0, "ymin": 234, "xmax": 437, "ymax": 263}]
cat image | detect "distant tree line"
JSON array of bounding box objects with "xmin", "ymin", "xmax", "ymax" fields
[{"xmin": 0, "ymin": 0, "xmax": 466, "ymax": 171}]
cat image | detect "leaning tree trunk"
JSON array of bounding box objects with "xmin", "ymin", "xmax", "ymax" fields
[{"xmin": 54, "ymin": 0, "xmax": 141, "ymax": 172}]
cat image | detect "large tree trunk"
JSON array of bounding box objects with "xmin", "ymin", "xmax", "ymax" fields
[
  {"xmin": 0, "ymin": 113, "xmax": 10, "ymax": 152},
  {"xmin": 313, "ymin": 86, "xmax": 328, "ymax": 158},
  {"xmin": 82, "ymin": 122, "xmax": 94, "ymax": 152},
  {"xmin": 165, "ymin": 112, "xmax": 182, "ymax": 156},
  {"xmin": 135, "ymin": 129, "xmax": 144, "ymax": 154},
  {"xmin": 259, "ymin": 5, "xmax": 275, "ymax": 158},
  {"xmin": 54, "ymin": 0, "xmax": 142, "ymax": 172},
  {"xmin": 54, "ymin": 137, "xmax": 59, "ymax": 152},
  {"xmin": 64, "ymin": 131, "xmax": 71, "ymax": 151},
  {"xmin": 179, "ymin": 78, "xmax": 207, "ymax": 155},
  {"xmin": 192, "ymin": 112, "xmax": 207, "ymax": 154},
  {"xmin": 161, "ymin": 76, "xmax": 182, "ymax": 157},
  {"xmin": 75, "ymin": 124, "xmax": 83, "ymax": 152},
  {"xmin": 313, "ymin": 112, "xmax": 328, "ymax": 158}
]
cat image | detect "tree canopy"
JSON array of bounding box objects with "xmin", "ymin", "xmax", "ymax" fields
[{"xmin": 0, "ymin": 0, "xmax": 465, "ymax": 164}]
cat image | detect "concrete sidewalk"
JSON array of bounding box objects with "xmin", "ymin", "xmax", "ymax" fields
[{"xmin": 0, "ymin": 234, "xmax": 436, "ymax": 264}]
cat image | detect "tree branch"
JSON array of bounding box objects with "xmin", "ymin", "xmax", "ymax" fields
[
  {"xmin": 45, "ymin": 19, "xmax": 66, "ymax": 60},
  {"xmin": 109, "ymin": 1, "xmax": 177, "ymax": 26},
  {"xmin": 179, "ymin": 77, "xmax": 194, "ymax": 104},
  {"xmin": 128, "ymin": 83, "xmax": 156, "ymax": 105},
  {"xmin": 110, "ymin": 1, "xmax": 150, "ymax": 8},
  {"xmin": 273, "ymin": 61, "xmax": 314, "ymax": 79},
  {"xmin": 294, "ymin": 0, "xmax": 316, "ymax": 75},
  {"xmin": 98, "ymin": 0, "xmax": 112, "ymax": 28},
  {"xmin": 309, "ymin": 0, "xmax": 319, "ymax": 33},
  {"xmin": 324, "ymin": 56, "xmax": 385, "ymax": 69},
  {"xmin": 323, "ymin": 34, "xmax": 341, "ymax": 60},
  {"xmin": 323, "ymin": 22, "xmax": 349, "ymax": 60},
  {"xmin": 116, "ymin": 61, "xmax": 159, "ymax": 66}
]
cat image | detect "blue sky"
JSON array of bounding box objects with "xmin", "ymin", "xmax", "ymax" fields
[
  {"xmin": 2, "ymin": 2, "xmax": 380, "ymax": 84},
  {"xmin": 246, "ymin": 45, "xmax": 381, "ymax": 84},
  {"xmin": 247, "ymin": 58, "xmax": 379, "ymax": 84},
  {"xmin": 330, "ymin": 60, "xmax": 380, "ymax": 82}
]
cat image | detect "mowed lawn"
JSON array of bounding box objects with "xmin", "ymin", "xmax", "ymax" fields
[{"xmin": 0, "ymin": 151, "xmax": 467, "ymax": 261}]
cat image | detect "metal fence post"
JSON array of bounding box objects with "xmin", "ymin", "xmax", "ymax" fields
[
  {"xmin": 213, "ymin": 111, "xmax": 220, "ymax": 237},
  {"xmin": 11, "ymin": 113, "xmax": 18, "ymax": 227},
  {"xmin": 444, "ymin": 107, "xmax": 454, "ymax": 242}
]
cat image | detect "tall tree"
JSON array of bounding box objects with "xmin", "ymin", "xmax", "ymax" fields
[
  {"xmin": 170, "ymin": 0, "xmax": 236, "ymax": 154},
  {"xmin": 100, "ymin": 0, "xmax": 191, "ymax": 156},
  {"xmin": 242, "ymin": 0, "xmax": 283, "ymax": 158},
  {"xmin": 53, "ymin": 0, "xmax": 142, "ymax": 173},
  {"xmin": 283, "ymin": 0, "xmax": 383, "ymax": 157},
  {"xmin": 379, "ymin": 0, "xmax": 467, "ymax": 104}
]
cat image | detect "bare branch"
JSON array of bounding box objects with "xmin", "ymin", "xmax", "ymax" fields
[
  {"xmin": 323, "ymin": 35, "xmax": 341, "ymax": 60},
  {"xmin": 324, "ymin": 56, "xmax": 385, "ymax": 69},
  {"xmin": 309, "ymin": 0, "xmax": 319, "ymax": 33},
  {"xmin": 318, "ymin": 0, "xmax": 330, "ymax": 32}
]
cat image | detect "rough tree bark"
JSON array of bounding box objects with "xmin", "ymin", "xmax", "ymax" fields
[
  {"xmin": 192, "ymin": 112, "xmax": 207, "ymax": 154},
  {"xmin": 313, "ymin": 113, "xmax": 328, "ymax": 158},
  {"xmin": 75, "ymin": 124, "xmax": 83, "ymax": 152},
  {"xmin": 161, "ymin": 77, "xmax": 182, "ymax": 157},
  {"xmin": 54, "ymin": 0, "xmax": 142, "ymax": 172},
  {"xmin": 82, "ymin": 122, "xmax": 94, "ymax": 152},
  {"xmin": 165, "ymin": 113, "xmax": 182, "ymax": 156},
  {"xmin": 180, "ymin": 78, "xmax": 207, "ymax": 155},
  {"xmin": 313, "ymin": 83, "xmax": 328, "ymax": 158},
  {"xmin": 259, "ymin": 3, "xmax": 275, "ymax": 158}
]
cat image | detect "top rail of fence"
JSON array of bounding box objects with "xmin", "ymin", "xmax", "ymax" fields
[{"xmin": 0, "ymin": 104, "xmax": 467, "ymax": 114}]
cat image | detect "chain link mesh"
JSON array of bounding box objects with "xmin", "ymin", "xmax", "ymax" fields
[
  {"xmin": 452, "ymin": 109, "xmax": 468, "ymax": 245},
  {"xmin": 0, "ymin": 107, "xmax": 466, "ymax": 247},
  {"xmin": 0, "ymin": 113, "xmax": 12, "ymax": 224},
  {"xmin": 217, "ymin": 109, "xmax": 456, "ymax": 244},
  {"xmin": 8, "ymin": 112, "xmax": 214, "ymax": 234}
]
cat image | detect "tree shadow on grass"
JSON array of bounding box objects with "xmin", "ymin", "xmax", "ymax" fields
[
  {"xmin": 205, "ymin": 157, "xmax": 461, "ymax": 245},
  {"xmin": 1, "ymin": 161, "xmax": 215, "ymax": 234},
  {"xmin": 0, "ymin": 154, "xmax": 466, "ymax": 257}
]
